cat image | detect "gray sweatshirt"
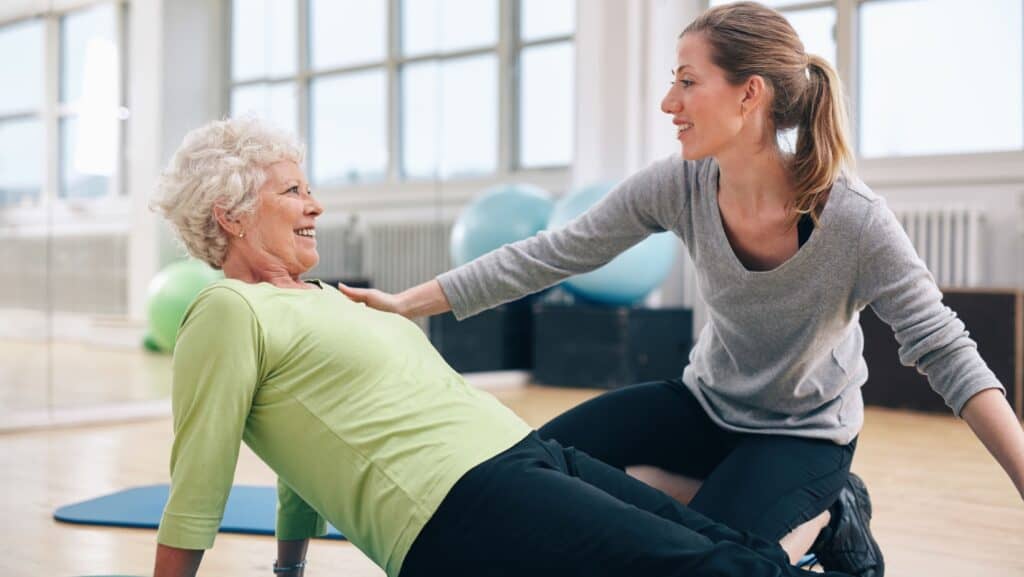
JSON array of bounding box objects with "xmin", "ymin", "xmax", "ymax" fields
[{"xmin": 437, "ymin": 155, "xmax": 1005, "ymax": 444}]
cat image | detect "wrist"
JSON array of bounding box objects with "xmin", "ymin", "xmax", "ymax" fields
[
  {"xmin": 395, "ymin": 290, "xmax": 412, "ymax": 317},
  {"xmin": 273, "ymin": 559, "xmax": 306, "ymax": 575}
]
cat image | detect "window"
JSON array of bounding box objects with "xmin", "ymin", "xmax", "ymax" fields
[
  {"xmin": 60, "ymin": 3, "xmax": 123, "ymax": 200},
  {"xmin": 401, "ymin": 55, "xmax": 499, "ymax": 179},
  {"xmin": 311, "ymin": 68, "xmax": 388, "ymax": 183},
  {"xmin": 708, "ymin": 0, "xmax": 1024, "ymax": 161},
  {"xmin": 399, "ymin": 0, "xmax": 500, "ymax": 179},
  {"xmin": 228, "ymin": 0, "xmax": 576, "ymax": 189},
  {"xmin": 708, "ymin": 1, "xmax": 836, "ymax": 68},
  {"xmin": 230, "ymin": 0, "xmax": 299, "ymax": 136},
  {"xmin": 518, "ymin": 0, "xmax": 575, "ymax": 169},
  {"xmin": 0, "ymin": 19, "xmax": 45, "ymax": 207},
  {"xmin": 0, "ymin": 3, "xmax": 127, "ymax": 211},
  {"xmin": 784, "ymin": 6, "xmax": 836, "ymax": 69},
  {"xmin": 859, "ymin": 0, "xmax": 1022, "ymax": 158}
]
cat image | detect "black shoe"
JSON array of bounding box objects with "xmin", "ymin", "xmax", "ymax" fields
[{"xmin": 813, "ymin": 472, "xmax": 885, "ymax": 577}]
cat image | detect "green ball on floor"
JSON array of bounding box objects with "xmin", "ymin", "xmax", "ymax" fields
[
  {"xmin": 142, "ymin": 332, "xmax": 163, "ymax": 353},
  {"xmin": 146, "ymin": 259, "xmax": 223, "ymax": 352}
]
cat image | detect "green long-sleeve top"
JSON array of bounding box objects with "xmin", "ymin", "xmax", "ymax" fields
[{"xmin": 156, "ymin": 279, "xmax": 531, "ymax": 577}]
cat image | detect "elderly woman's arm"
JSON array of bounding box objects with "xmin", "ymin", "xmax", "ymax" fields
[
  {"xmin": 154, "ymin": 545, "xmax": 203, "ymax": 577},
  {"xmin": 274, "ymin": 478, "xmax": 326, "ymax": 574},
  {"xmin": 154, "ymin": 287, "xmax": 263, "ymax": 569},
  {"xmin": 275, "ymin": 539, "xmax": 310, "ymax": 576}
]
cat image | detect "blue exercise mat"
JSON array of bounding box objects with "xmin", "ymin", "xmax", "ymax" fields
[
  {"xmin": 56, "ymin": 485, "xmax": 816, "ymax": 567},
  {"xmin": 54, "ymin": 484, "xmax": 345, "ymax": 540}
]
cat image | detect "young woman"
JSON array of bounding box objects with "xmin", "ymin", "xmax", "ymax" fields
[{"xmin": 339, "ymin": 3, "xmax": 1024, "ymax": 576}]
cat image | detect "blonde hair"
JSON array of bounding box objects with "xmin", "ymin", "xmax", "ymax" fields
[
  {"xmin": 684, "ymin": 1, "xmax": 854, "ymax": 222},
  {"xmin": 151, "ymin": 117, "xmax": 304, "ymax": 268}
]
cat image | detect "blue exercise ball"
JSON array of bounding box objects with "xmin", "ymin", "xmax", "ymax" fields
[
  {"xmin": 146, "ymin": 259, "xmax": 223, "ymax": 352},
  {"xmin": 548, "ymin": 181, "xmax": 677, "ymax": 305},
  {"xmin": 451, "ymin": 183, "xmax": 554, "ymax": 266}
]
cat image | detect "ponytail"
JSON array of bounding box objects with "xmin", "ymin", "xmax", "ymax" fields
[{"xmin": 791, "ymin": 54, "xmax": 854, "ymax": 223}]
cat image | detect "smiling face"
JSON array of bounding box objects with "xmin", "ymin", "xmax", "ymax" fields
[
  {"xmin": 238, "ymin": 160, "xmax": 323, "ymax": 278},
  {"xmin": 660, "ymin": 33, "xmax": 750, "ymax": 160}
]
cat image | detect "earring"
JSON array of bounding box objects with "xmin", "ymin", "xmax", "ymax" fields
[{"xmin": 238, "ymin": 231, "xmax": 245, "ymax": 239}]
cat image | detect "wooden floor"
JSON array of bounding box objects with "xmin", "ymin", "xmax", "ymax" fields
[{"xmin": 2, "ymin": 385, "xmax": 1022, "ymax": 577}]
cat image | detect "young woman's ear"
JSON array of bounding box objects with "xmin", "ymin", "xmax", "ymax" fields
[{"xmin": 741, "ymin": 75, "xmax": 768, "ymax": 118}]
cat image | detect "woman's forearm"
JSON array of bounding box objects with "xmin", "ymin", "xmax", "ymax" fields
[
  {"xmin": 397, "ymin": 279, "xmax": 452, "ymax": 318},
  {"xmin": 960, "ymin": 388, "xmax": 1024, "ymax": 500},
  {"xmin": 154, "ymin": 544, "xmax": 204, "ymax": 577}
]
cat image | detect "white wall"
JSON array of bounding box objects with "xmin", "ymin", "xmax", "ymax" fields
[
  {"xmin": 128, "ymin": 0, "xmax": 227, "ymax": 318},
  {"xmin": 131, "ymin": 0, "xmax": 227, "ymax": 317},
  {"xmin": 126, "ymin": 0, "xmax": 162, "ymax": 319},
  {"xmin": 155, "ymin": 0, "xmax": 226, "ymax": 268}
]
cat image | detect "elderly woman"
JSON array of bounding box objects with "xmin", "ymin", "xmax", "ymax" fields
[{"xmin": 150, "ymin": 117, "xmax": 854, "ymax": 577}]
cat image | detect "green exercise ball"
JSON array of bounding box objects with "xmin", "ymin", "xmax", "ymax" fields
[
  {"xmin": 146, "ymin": 259, "xmax": 223, "ymax": 352},
  {"xmin": 142, "ymin": 332, "xmax": 164, "ymax": 353}
]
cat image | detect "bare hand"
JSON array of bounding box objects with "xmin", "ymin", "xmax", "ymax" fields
[{"xmin": 337, "ymin": 283, "xmax": 405, "ymax": 316}]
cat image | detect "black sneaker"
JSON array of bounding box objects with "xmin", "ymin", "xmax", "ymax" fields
[{"xmin": 813, "ymin": 472, "xmax": 885, "ymax": 577}]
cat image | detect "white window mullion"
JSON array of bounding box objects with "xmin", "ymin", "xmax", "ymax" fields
[
  {"xmin": 297, "ymin": 0, "xmax": 310, "ymax": 146},
  {"xmin": 44, "ymin": 14, "xmax": 59, "ymax": 212},
  {"xmin": 837, "ymin": 0, "xmax": 858, "ymax": 157},
  {"xmin": 387, "ymin": 0, "xmax": 401, "ymax": 182},
  {"xmin": 498, "ymin": 0, "xmax": 516, "ymax": 175},
  {"xmin": 222, "ymin": 0, "xmax": 234, "ymax": 121},
  {"xmin": 115, "ymin": 1, "xmax": 127, "ymax": 197}
]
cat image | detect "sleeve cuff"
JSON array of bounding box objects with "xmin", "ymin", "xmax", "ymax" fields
[
  {"xmin": 436, "ymin": 270, "xmax": 472, "ymax": 320},
  {"xmin": 157, "ymin": 512, "xmax": 220, "ymax": 550},
  {"xmin": 950, "ymin": 382, "xmax": 1007, "ymax": 418}
]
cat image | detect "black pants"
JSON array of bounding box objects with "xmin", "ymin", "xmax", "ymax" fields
[
  {"xmin": 401, "ymin": 432, "xmax": 851, "ymax": 577},
  {"xmin": 539, "ymin": 379, "xmax": 856, "ymax": 541}
]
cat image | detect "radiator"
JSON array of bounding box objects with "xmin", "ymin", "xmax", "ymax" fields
[{"xmin": 890, "ymin": 203, "xmax": 984, "ymax": 287}]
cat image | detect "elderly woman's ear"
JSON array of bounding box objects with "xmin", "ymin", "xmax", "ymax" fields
[{"xmin": 213, "ymin": 205, "xmax": 245, "ymax": 240}]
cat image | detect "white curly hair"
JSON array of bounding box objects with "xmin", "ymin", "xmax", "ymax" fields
[{"xmin": 151, "ymin": 116, "xmax": 305, "ymax": 268}]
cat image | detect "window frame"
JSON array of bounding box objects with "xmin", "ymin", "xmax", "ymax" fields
[
  {"xmin": 704, "ymin": 0, "xmax": 1024, "ymax": 187},
  {"xmin": 0, "ymin": 0, "xmax": 130, "ymax": 227},
  {"xmin": 226, "ymin": 0, "xmax": 575, "ymax": 207}
]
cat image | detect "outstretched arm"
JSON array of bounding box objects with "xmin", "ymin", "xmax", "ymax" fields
[
  {"xmin": 854, "ymin": 200, "xmax": 1019, "ymax": 497},
  {"xmin": 960, "ymin": 388, "xmax": 1024, "ymax": 501},
  {"xmin": 342, "ymin": 156, "xmax": 693, "ymax": 321}
]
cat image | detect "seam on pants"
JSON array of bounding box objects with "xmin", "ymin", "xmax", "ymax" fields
[{"xmin": 762, "ymin": 450, "xmax": 854, "ymax": 541}]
